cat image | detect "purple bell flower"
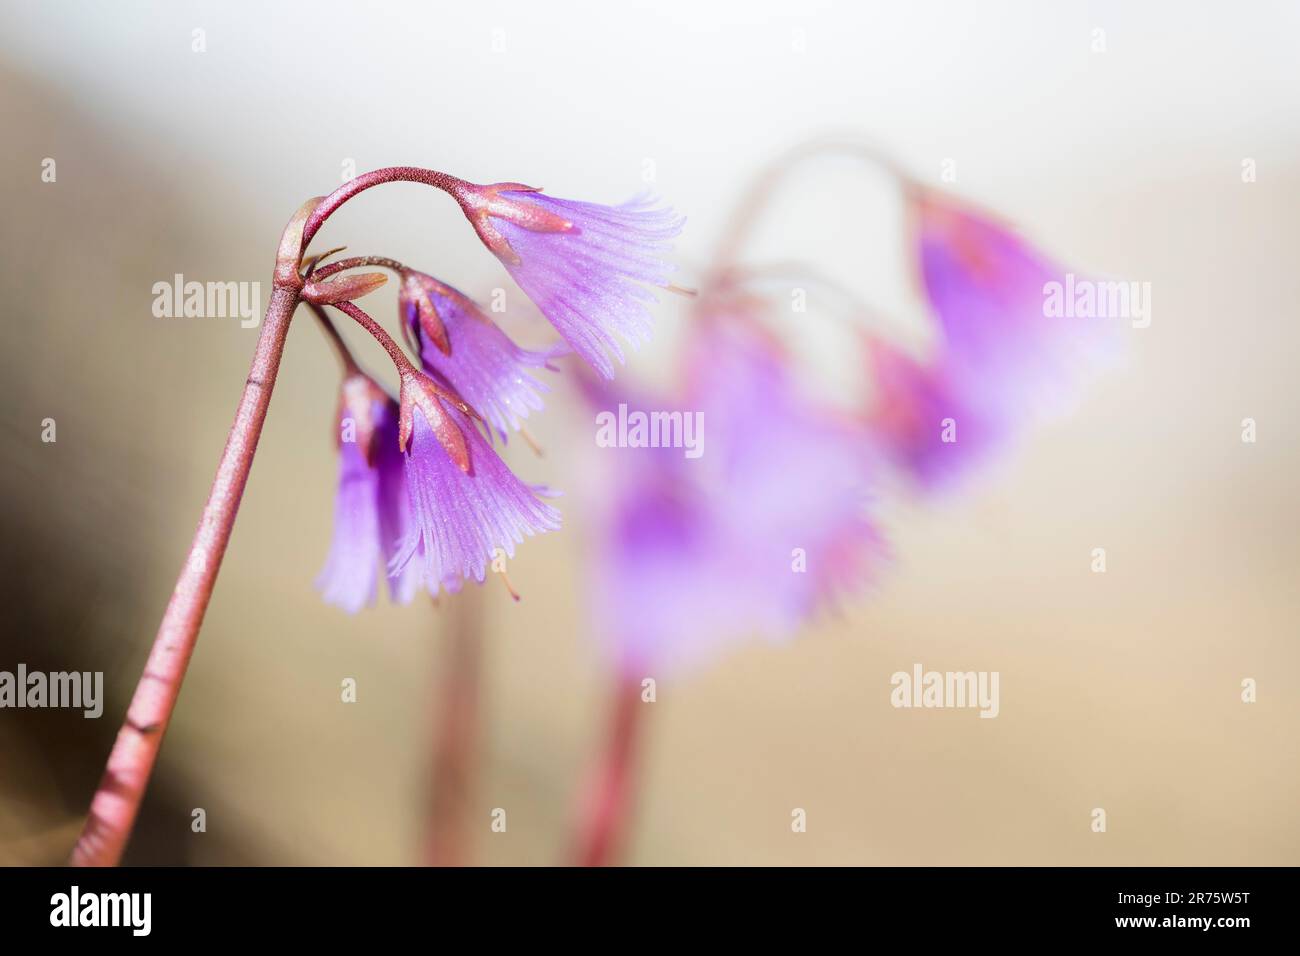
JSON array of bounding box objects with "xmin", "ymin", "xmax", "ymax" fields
[{"xmin": 449, "ymin": 180, "xmax": 684, "ymax": 379}]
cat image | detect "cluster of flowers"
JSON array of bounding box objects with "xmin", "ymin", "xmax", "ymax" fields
[
  {"xmin": 72, "ymin": 156, "xmax": 1116, "ymax": 869},
  {"xmin": 315, "ymin": 167, "xmax": 1108, "ymax": 680},
  {"xmin": 315, "ymin": 179, "xmax": 684, "ymax": 611},
  {"xmin": 583, "ymin": 185, "xmax": 1111, "ymax": 676}
]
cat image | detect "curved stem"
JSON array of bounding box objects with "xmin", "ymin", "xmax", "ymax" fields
[
  {"xmin": 301, "ymin": 168, "xmax": 467, "ymax": 249},
  {"xmin": 728, "ymin": 259, "xmax": 914, "ymax": 340},
  {"xmin": 310, "ymin": 255, "xmax": 408, "ymax": 283},
  {"xmin": 306, "ymin": 301, "xmax": 360, "ymax": 375},
  {"xmin": 332, "ymin": 300, "xmax": 416, "ymax": 375},
  {"xmin": 69, "ymin": 285, "xmax": 300, "ymax": 866},
  {"xmin": 572, "ymin": 677, "xmax": 644, "ymax": 867},
  {"xmin": 709, "ymin": 136, "xmax": 914, "ymax": 280}
]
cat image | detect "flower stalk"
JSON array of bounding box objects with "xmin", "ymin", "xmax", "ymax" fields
[
  {"xmin": 69, "ymin": 201, "xmax": 321, "ymax": 867},
  {"xmin": 71, "ymin": 159, "xmax": 682, "ymax": 866},
  {"xmin": 572, "ymin": 677, "xmax": 644, "ymax": 867}
]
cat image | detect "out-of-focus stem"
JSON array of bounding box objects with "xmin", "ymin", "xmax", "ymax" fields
[
  {"xmin": 709, "ymin": 136, "xmax": 913, "ymax": 279},
  {"xmin": 725, "ymin": 259, "xmax": 911, "ymax": 339},
  {"xmin": 572, "ymin": 676, "xmax": 644, "ymax": 867},
  {"xmin": 426, "ymin": 588, "xmax": 485, "ymax": 866}
]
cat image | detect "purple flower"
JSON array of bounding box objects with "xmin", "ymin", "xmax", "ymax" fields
[
  {"xmin": 450, "ymin": 181, "xmax": 683, "ymax": 379},
  {"xmin": 687, "ymin": 319, "xmax": 883, "ymax": 631},
  {"xmin": 590, "ymin": 443, "xmax": 753, "ymax": 676},
  {"xmin": 915, "ymin": 191, "xmax": 1113, "ymax": 418},
  {"xmin": 316, "ymin": 374, "xmax": 419, "ymax": 612},
  {"xmin": 399, "ymin": 270, "xmax": 560, "ymax": 441},
  {"xmin": 864, "ymin": 338, "xmax": 1006, "ymax": 492},
  {"xmin": 865, "ymin": 191, "xmax": 1116, "ymax": 493},
  {"xmin": 392, "ymin": 367, "xmax": 560, "ymax": 595},
  {"xmin": 586, "ymin": 314, "xmax": 882, "ymax": 676}
]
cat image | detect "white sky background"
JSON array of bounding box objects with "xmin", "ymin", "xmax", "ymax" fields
[{"xmin": 4, "ymin": 0, "xmax": 1297, "ymax": 303}]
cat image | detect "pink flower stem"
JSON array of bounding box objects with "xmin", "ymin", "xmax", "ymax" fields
[
  {"xmin": 69, "ymin": 197, "xmax": 323, "ymax": 867},
  {"xmin": 69, "ymin": 166, "xmax": 487, "ymax": 867},
  {"xmin": 425, "ymin": 588, "xmax": 484, "ymax": 867},
  {"xmin": 572, "ymin": 676, "xmax": 644, "ymax": 867},
  {"xmin": 306, "ymin": 301, "xmax": 361, "ymax": 375},
  {"xmin": 301, "ymin": 168, "xmax": 467, "ymax": 250},
  {"xmin": 331, "ymin": 300, "xmax": 417, "ymax": 374},
  {"xmin": 309, "ymin": 255, "xmax": 409, "ymax": 282}
]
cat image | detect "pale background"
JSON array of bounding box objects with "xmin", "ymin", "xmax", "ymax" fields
[{"xmin": 0, "ymin": 0, "xmax": 1296, "ymax": 865}]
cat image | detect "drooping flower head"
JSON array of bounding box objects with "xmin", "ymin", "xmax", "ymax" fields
[
  {"xmin": 912, "ymin": 188, "xmax": 1114, "ymax": 419},
  {"xmin": 392, "ymin": 366, "xmax": 561, "ymax": 596},
  {"xmin": 582, "ymin": 383, "xmax": 753, "ymax": 677},
  {"xmin": 584, "ymin": 302, "xmax": 882, "ymax": 676},
  {"xmin": 448, "ymin": 180, "xmax": 684, "ymax": 379},
  {"xmin": 317, "ymin": 372, "xmax": 419, "ymax": 612},
  {"xmin": 398, "ymin": 269, "xmax": 561, "ymax": 441},
  {"xmin": 863, "ymin": 337, "xmax": 1006, "ymax": 493},
  {"xmin": 685, "ymin": 314, "xmax": 884, "ymax": 631}
]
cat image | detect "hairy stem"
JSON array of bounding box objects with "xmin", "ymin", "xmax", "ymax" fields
[
  {"xmin": 69, "ymin": 286, "xmax": 299, "ymax": 866},
  {"xmin": 306, "ymin": 301, "xmax": 360, "ymax": 375},
  {"xmin": 309, "ymin": 255, "xmax": 408, "ymax": 283},
  {"xmin": 302, "ymin": 168, "xmax": 467, "ymax": 249},
  {"xmin": 572, "ymin": 677, "xmax": 644, "ymax": 867},
  {"xmin": 68, "ymin": 197, "xmax": 321, "ymax": 867},
  {"xmin": 332, "ymin": 300, "xmax": 415, "ymax": 374}
]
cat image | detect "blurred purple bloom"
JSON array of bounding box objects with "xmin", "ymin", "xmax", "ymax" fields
[
  {"xmin": 855, "ymin": 191, "xmax": 1117, "ymax": 494},
  {"xmin": 587, "ymin": 315, "xmax": 882, "ymax": 676},
  {"xmin": 689, "ymin": 320, "xmax": 883, "ymax": 630},
  {"xmin": 400, "ymin": 271, "xmax": 560, "ymax": 441},
  {"xmin": 865, "ymin": 338, "xmax": 1005, "ymax": 492},
  {"xmin": 317, "ymin": 377, "xmax": 418, "ymax": 612},
  {"xmin": 453, "ymin": 182, "xmax": 684, "ymax": 379},
  {"xmin": 591, "ymin": 443, "xmax": 750, "ymax": 676},
  {"xmin": 394, "ymin": 391, "xmax": 560, "ymax": 596},
  {"xmin": 915, "ymin": 192, "xmax": 1112, "ymax": 418}
]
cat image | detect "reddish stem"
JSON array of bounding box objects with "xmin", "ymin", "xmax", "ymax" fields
[
  {"xmin": 425, "ymin": 589, "xmax": 484, "ymax": 867},
  {"xmin": 306, "ymin": 301, "xmax": 360, "ymax": 375},
  {"xmin": 302, "ymin": 168, "xmax": 467, "ymax": 249},
  {"xmin": 68, "ymin": 196, "xmax": 323, "ymax": 867},
  {"xmin": 332, "ymin": 300, "xmax": 417, "ymax": 374},
  {"xmin": 67, "ymin": 166, "xmax": 485, "ymax": 867},
  {"xmin": 572, "ymin": 677, "xmax": 645, "ymax": 867},
  {"xmin": 69, "ymin": 286, "xmax": 300, "ymax": 866},
  {"xmin": 309, "ymin": 255, "xmax": 408, "ymax": 283}
]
